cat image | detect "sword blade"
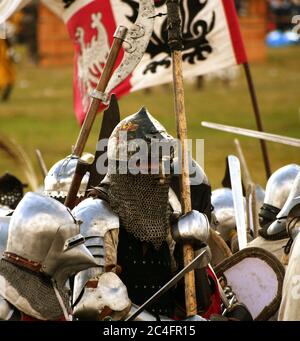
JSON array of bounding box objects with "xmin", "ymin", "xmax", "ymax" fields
[
  {"xmin": 125, "ymin": 249, "xmax": 207, "ymax": 321},
  {"xmin": 228, "ymin": 155, "xmax": 247, "ymax": 250},
  {"xmin": 201, "ymin": 121, "xmax": 300, "ymax": 148}
]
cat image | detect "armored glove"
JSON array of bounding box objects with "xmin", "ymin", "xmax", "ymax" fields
[
  {"xmin": 72, "ymin": 272, "xmax": 131, "ymax": 321},
  {"xmin": 171, "ymin": 210, "xmax": 210, "ymax": 245}
]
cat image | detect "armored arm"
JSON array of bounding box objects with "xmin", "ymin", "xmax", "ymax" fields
[
  {"xmin": 72, "ymin": 272, "xmax": 131, "ymax": 321},
  {"xmin": 71, "ymin": 198, "xmax": 131, "ymax": 320},
  {"xmin": 171, "ymin": 210, "xmax": 210, "ymax": 245},
  {"xmin": 171, "ymin": 211, "xmax": 218, "ymax": 316}
]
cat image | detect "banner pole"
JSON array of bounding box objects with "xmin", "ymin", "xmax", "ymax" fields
[{"xmin": 243, "ymin": 62, "xmax": 272, "ymax": 180}]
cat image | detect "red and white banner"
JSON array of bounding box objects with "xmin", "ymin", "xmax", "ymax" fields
[{"xmin": 64, "ymin": 0, "xmax": 247, "ymax": 124}]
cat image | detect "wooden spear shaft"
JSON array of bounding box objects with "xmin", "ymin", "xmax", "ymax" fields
[
  {"xmin": 64, "ymin": 26, "xmax": 127, "ymax": 208},
  {"xmin": 72, "ymin": 26, "xmax": 127, "ymax": 157},
  {"xmin": 167, "ymin": 0, "xmax": 197, "ymax": 316}
]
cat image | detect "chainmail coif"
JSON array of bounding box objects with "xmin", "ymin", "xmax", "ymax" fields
[
  {"xmin": 0, "ymin": 259, "xmax": 70, "ymax": 320},
  {"xmin": 108, "ymin": 173, "xmax": 171, "ymax": 249}
]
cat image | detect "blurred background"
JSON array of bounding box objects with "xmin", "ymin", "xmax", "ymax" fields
[{"xmin": 0, "ymin": 0, "xmax": 299, "ymax": 190}]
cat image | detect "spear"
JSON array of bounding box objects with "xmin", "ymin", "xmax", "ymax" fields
[{"xmin": 166, "ymin": 0, "xmax": 197, "ymax": 316}]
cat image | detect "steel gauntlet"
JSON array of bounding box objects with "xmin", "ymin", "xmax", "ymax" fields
[{"xmin": 171, "ymin": 210, "xmax": 210, "ymax": 244}]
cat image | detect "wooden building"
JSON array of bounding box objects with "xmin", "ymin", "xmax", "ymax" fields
[
  {"xmin": 238, "ymin": 0, "xmax": 267, "ymax": 62},
  {"xmin": 37, "ymin": 5, "xmax": 73, "ymax": 67}
]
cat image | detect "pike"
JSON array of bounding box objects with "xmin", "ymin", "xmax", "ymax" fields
[
  {"xmin": 64, "ymin": 0, "xmax": 155, "ymax": 208},
  {"xmin": 201, "ymin": 121, "xmax": 300, "ymax": 148},
  {"xmin": 73, "ymin": 0, "xmax": 155, "ymax": 158}
]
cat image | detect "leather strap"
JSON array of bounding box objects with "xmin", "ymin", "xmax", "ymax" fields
[{"xmin": 3, "ymin": 252, "xmax": 42, "ymax": 272}]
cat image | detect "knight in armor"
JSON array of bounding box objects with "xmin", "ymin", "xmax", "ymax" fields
[
  {"xmin": 71, "ymin": 107, "xmax": 224, "ymax": 320},
  {"xmin": 248, "ymin": 164, "xmax": 300, "ymax": 263},
  {"xmin": 0, "ymin": 192, "xmax": 99, "ymax": 321},
  {"xmin": 273, "ymin": 171, "xmax": 300, "ymax": 320}
]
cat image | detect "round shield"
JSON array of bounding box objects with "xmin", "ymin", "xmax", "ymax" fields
[{"xmin": 215, "ymin": 247, "xmax": 285, "ymax": 320}]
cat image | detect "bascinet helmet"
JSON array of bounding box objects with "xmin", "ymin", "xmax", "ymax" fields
[
  {"xmin": 107, "ymin": 107, "xmax": 175, "ymax": 249},
  {"xmin": 3, "ymin": 192, "xmax": 97, "ymax": 285},
  {"xmin": 211, "ymin": 188, "xmax": 237, "ymax": 242},
  {"xmin": 0, "ymin": 192, "xmax": 97, "ymax": 320},
  {"xmin": 267, "ymin": 171, "xmax": 300, "ymax": 239},
  {"xmin": 44, "ymin": 154, "xmax": 93, "ymax": 202},
  {"xmin": 259, "ymin": 164, "xmax": 300, "ymax": 239}
]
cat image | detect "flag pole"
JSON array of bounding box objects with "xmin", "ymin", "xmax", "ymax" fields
[
  {"xmin": 166, "ymin": 0, "xmax": 197, "ymax": 316},
  {"xmin": 243, "ymin": 62, "xmax": 271, "ymax": 180}
]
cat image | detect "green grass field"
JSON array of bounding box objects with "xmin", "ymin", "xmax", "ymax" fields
[{"xmin": 0, "ymin": 46, "xmax": 299, "ymax": 190}]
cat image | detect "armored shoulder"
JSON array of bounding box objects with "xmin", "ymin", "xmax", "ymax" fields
[
  {"xmin": 72, "ymin": 197, "xmax": 119, "ymax": 237},
  {"xmin": 72, "ymin": 198, "xmax": 119, "ymax": 306}
]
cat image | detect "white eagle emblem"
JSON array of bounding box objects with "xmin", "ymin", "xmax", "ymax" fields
[{"xmin": 76, "ymin": 12, "xmax": 110, "ymax": 112}]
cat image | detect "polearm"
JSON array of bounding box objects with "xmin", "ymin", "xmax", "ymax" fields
[
  {"xmin": 72, "ymin": 0, "xmax": 155, "ymax": 157},
  {"xmin": 72, "ymin": 26, "xmax": 127, "ymax": 158},
  {"xmin": 64, "ymin": 26, "xmax": 127, "ymax": 208},
  {"xmin": 166, "ymin": 0, "xmax": 197, "ymax": 316},
  {"xmin": 64, "ymin": 0, "xmax": 155, "ymax": 209}
]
